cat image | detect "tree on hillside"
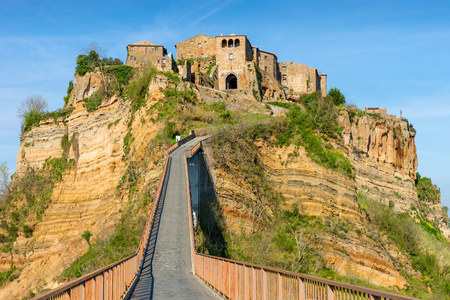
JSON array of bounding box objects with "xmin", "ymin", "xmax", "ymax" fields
[
  {"xmin": 18, "ymin": 95, "xmax": 48, "ymax": 132},
  {"xmin": 328, "ymin": 87, "xmax": 346, "ymax": 106},
  {"xmin": 18, "ymin": 95, "xmax": 48, "ymax": 119},
  {"xmin": 75, "ymin": 43, "xmax": 126, "ymax": 96}
]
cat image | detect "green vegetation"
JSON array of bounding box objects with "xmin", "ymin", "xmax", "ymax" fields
[
  {"xmin": 328, "ymin": 87, "xmax": 346, "ymax": 106},
  {"xmin": 81, "ymin": 230, "xmax": 92, "ymax": 246},
  {"xmin": 0, "ymin": 265, "xmax": 21, "ymax": 289},
  {"xmin": 206, "ymin": 56, "xmax": 216, "ymax": 76},
  {"xmin": 348, "ymin": 109, "xmax": 365, "ymax": 123},
  {"xmin": 267, "ymin": 102, "xmax": 297, "ymax": 109},
  {"xmin": 19, "ymin": 96, "xmax": 74, "ymax": 133},
  {"xmin": 415, "ymin": 173, "xmax": 441, "ymax": 204},
  {"xmin": 107, "ymin": 65, "xmax": 134, "ymax": 94},
  {"xmin": 57, "ymin": 206, "xmax": 147, "ymax": 281},
  {"xmin": 75, "ymin": 50, "xmax": 122, "ymax": 76},
  {"xmin": 272, "ymin": 93, "xmax": 354, "ymax": 178},
  {"xmin": 126, "ymin": 67, "xmax": 158, "ymax": 118},
  {"xmin": 58, "ymin": 125, "xmax": 159, "ymax": 282},
  {"xmin": 123, "ymin": 131, "xmax": 135, "ymax": 155},
  {"xmin": 358, "ymin": 193, "xmax": 450, "ymax": 299},
  {"xmin": 83, "ymin": 89, "xmax": 105, "ymax": 112},
  {"xmin": 0, "ymin": 135, "xmax": 75, "ymax": 254},
  {"xmin": 63, "ymin": 80, "xmax": 73, "ymax": 107}
]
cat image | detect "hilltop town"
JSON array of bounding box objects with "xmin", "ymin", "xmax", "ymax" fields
[
  {"xmin": 125, "ymin": 33, "xmax": 327, "ymax": 101},
  {"xmin": 0, "ymin": 32, "xmax": 448, "ymax": 299}
]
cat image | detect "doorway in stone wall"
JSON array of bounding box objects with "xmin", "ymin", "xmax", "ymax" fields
[{"xmin": 226, "ymin": 74, "xmax": 237, "ymax": 89}]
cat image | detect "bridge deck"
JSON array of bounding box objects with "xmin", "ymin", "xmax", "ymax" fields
[{"xmin": 129, "ymin": 137, "xmax": 216, "ymax": 299}]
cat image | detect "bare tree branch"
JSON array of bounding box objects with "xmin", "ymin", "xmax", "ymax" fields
[{"xmin": 17, "ymin": 95, "xmax": 48, "ymax": 119}]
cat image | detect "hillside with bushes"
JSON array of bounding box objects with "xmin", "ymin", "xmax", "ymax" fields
[{"xmin": 0, "ymin": 50, "xmax": 448, "ymax": 299}]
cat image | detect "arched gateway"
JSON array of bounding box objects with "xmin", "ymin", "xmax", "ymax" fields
[{"xmin": 225, "ymin": 73, "xmax": 238, "ymax": 89}]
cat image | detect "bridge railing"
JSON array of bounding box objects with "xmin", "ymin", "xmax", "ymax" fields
[
  {"xmin": 32, "ymin": 141, "xmax": 175, "ymax": 300},
  {"xmin": 184, "ymin": 141, "xmax": 420, "ymax": 300}
]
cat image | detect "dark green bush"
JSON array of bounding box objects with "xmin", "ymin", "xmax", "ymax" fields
[
  {"xmin": 328, "ymin": 87, "xmax": 346, "ymax": 106},
  {"xmin": 63, "ymin": 81, "xmax": 74, "ymax": 106},
  {"xmin": 21, "ymin": 108, "xmax": 74, "ymax": 133},
  {"xmin": 107, "ymin": 65, "xmax": 133, "ymax": 87},
  {"xmin": 83, "ymin": 89, "xmax": 106, "ymax": 112},
  {"xmin": 123, "ymin": 132, "xmax": 135, "ymax": 155},
  {"xmin": 22, "ymin": 225, "xmax": 33, "ymax": 238},
  {"xmin": 126, "ymin": 67, "xmax": 158, "ymax": 116},
  {"xmin": 415, "ymin": 173, "xmax": 440, "ymax": 204}
]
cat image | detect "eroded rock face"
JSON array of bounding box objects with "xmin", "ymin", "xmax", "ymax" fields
[
  {"xmin": 0, "ymin": 74, "xmax": 167, "ymax": 299},
  {"xmin": 339, "ymin": 110, "xmax": 449, "ymax": 238},
  {"xmin": 207, "ymin": 141, "xmax": 409, "ymax": 288},
  {"xmin": 66, "ymin": 72, "xmax": 104, "ymax": 108},
  {"xmin": 339, "ymin": 110, "xmax": 418, "ymax": 210}
]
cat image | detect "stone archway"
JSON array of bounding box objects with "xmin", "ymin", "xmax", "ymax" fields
[{"xmin": 226, "ymin": 73, "xmax": 238, "ymax": 89}]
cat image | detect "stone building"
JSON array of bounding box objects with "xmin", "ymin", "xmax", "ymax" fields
[
  {"xmin": 279, "ymin": 62, "xmax": 327, "ymax": 97},
  {"xmin": 125, "ymin": 41, "xmax": 168, "ymax": 68},
  {"xmin": 254, "ymin": 48, "xmax": 278, "ymax": 79},
  {"xmin": 174, "ymin": 33, "xmax": 327, "ymax": 96},
  {"xmin": 125, "ymin": 34, "xmax": 327, "ymax": 98},
  {"xmin": 175, "ymin": 34, "xmax": 216, "ymax": 60}
]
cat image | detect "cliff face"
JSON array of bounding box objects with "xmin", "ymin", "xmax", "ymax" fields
[
  {"xmin": 339, "ymin": 110, "xmax": 418, "ymax": 210},
  {"xmin": 206, "ymin": 140, "xmax": 410, "ymax": 288},
  {"xmin": 0, "ymin": 72, "xmax": 168, "ymax": 299},
  {"xmin": 339, "ymin": 109, "xmax": 449, "ymax": 238},
  {"xmin": 2, "ymin": 66, "xmax": 448, "ymax": 298}
]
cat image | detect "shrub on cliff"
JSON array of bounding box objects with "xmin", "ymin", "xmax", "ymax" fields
[
  {"xmin": 18, "ymin": 95, "xmax": 48, "ymax": 132},
  {"xmin": 415, "ymin": 173, "xmax": 441, "ymax": 204},
  {"xmin": 328, "ymin": 87, "xmax": 346, "ymax": 106}
]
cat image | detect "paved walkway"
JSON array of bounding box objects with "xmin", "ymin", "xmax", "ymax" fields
[{"xmin": 129, "ymin": 137, "xmax": 216, "ymax": 300}]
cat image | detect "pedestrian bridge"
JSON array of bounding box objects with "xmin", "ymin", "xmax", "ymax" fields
[{"xmin": 32, "ymin": 134, "xmax": 419, "ymax": 300}]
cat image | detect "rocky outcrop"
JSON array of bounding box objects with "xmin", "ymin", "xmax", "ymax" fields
[
  {"xmin": 339, "ymin": 109, "xmax": 449, "ymax": 238},
  {"xmin": 205, "ymin": 140, "xmax": 410, "ymax": 287},
  {"xmin": 0, "ymin": 73, "xmax": 169, "ymax": 299},
  {"xmin": 339, "ymin": 109, "xmax": 418, "ymax": 211}
]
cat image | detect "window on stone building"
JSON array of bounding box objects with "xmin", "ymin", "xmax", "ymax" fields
[
  {"xmin": 264, "ymin": 55, "xmax": 267, "ymax": 59},
  {"xmin": 155, "ymin": 47, "xmax": 158, "ymax": 51},
  {"xmin": 145, "ymin": 48, "xmax": 147, "ymax": 54},
  {"xmin": 229, "ymin": 53, "xmax": 234, "ymax": 60},
  {"xmin": 282, "ymin": 66, "xmax": 286, "ymax": 70},
  {"xmin": 130, "ymin": 46, "xmax": 134, "ymax": 51},
  {"xmin": 198, "ymin": 43, "xmax": 201, "ymax": 48},
  {"xmin": 235, "ymin": 39, "xmax": 240, "ymax": 47},
  {"xmin": 265, "ymin": 66, "xmax": 268, "ymax": 72},
  {"xmin": 162, "ymin": 59, "xmax": 166, "ymax": 64},
  {"xmin": 130, "ymin": 55, "xmax": 135, "ymax": 60},
  {"xmin": 282, "ymin": 74, "xmax": 287, "ymax": 81},
  {"xmin": 201, "ymin": 53, "xmax": 204, "ymax": 58},
  {"xmin": 190, "ymin": 41, "xmax": 193, "ymax": 44},
  {"xmin": 191, "ymin": 55, "xmax": 194, "ymax": 58},
  {"xmin": 222, "ymin": 39, "xmax": 227, "ymax": 48},
  {"xmin": 228, "ymin": 39, "xmax": 234, "ymax": 47}
]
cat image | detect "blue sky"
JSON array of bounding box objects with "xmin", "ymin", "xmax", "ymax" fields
[{"xmin": 1, "ymin": 0, "xmax": 449, "ymax": 210}]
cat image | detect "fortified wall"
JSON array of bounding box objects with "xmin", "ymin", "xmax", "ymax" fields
[{"xmin": 125, "ymin": 33, "xmax": 327, "ymax": 99}]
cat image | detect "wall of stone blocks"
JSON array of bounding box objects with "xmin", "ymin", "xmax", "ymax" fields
[
  {"xmin": 215, "ymin": 35, "xmax": 252, "ymax": 90},
  {"xmin": 257, "ymin": 50, "xmax": 278, "ymax": 78},
  {"xmin": 278, "ymin": 62, "xmax": 321, "ymax": 94},
  {"xmin": 319, "ymin": 74, "xmax": 327, "ymax": 97},
  {"xmin": 175, "ymin": 34, "xmax": 216, "ymax": 60},
  {"xmin": 126, "ymin": 45, "xmax": 166, "ymax": 68}
]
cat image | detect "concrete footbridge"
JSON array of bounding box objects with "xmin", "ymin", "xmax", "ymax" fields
[
  {"xmin": 32, "ymin": 133, "xmax": 420, "ymax": 300},
  {"xmin": 127, "ymin": 136, "xmax": 216, "ymax": 299}
]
